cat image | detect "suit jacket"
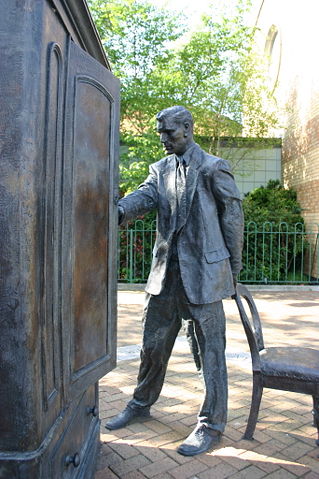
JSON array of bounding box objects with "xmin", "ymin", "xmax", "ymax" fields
[{"xmin": 119, "ymin": 143, "xmax": 244, "ymax": 304}]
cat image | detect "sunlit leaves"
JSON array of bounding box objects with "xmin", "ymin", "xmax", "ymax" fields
[{"xmin": 88, "ymin": 0, "xmax": 279, "ymax": 194}]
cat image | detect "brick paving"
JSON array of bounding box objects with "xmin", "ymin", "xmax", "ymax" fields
[{"xmin": 96, "ymin": 287, "xmax": 319, "ymax": 478}]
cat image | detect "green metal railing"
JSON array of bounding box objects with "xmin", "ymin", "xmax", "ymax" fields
[
  {"xmin": 118, "ymin": 220, "xmax": 319, "ymax": 284},
  {"xmin": 240, "ymin": 221, "xmax": 318, "ymax": 284}
]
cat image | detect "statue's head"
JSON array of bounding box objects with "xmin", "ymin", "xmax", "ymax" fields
[{"xmin": 156, "ymin": 106, "xmax": 194, "ymax": 156}]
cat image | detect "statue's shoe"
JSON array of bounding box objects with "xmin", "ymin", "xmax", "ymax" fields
[
  {"xmin": 105, "ymin": 406, "xmax": 151, "ymax": 430},
  {"xmin": 177, "ymin": 425, "xmax": 221, "ymax": 456}
]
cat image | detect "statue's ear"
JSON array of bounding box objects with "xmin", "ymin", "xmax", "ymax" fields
[{"xmin": 183, "ymin": 122, "xmax": 190, "ymax": 136}]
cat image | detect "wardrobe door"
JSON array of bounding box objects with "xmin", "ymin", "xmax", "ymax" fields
[{"xmin": 62, "ymin": 40, "xmax": 119, "ymax": 402}]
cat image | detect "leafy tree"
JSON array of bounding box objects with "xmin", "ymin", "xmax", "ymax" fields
[
  {"xmin": 88, "ymin": 0, "xmax": 279, "ymax": 195},
  {"xmin": 88, "ymin": 0, "xmax": 185, "ymax": 193},
  {"xmin": 149, "ymin": 1, "xmax": 279, "ymax": 160},
  {"xmin": 88, "ymin": 0, "xmax": 183, "ymax": 82}
]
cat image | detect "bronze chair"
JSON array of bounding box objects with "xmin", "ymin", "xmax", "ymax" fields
[{"xmin": 234, "ymin": 283, "xmax": 319, "ymax": 445}]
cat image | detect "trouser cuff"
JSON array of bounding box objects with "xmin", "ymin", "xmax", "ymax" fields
[
  {"xmin": 128, "ymin": 400, "xmax": 151, "ymax": 412},
  {"xmin": 197, "ymin": 417, "xmax": 225, "ymax": 433}
]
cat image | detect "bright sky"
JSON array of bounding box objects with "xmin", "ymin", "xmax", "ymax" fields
[
  {"xmin": 152, "ymin": 0, "xmax": 211, "ymax": 14},
  {"xmin": 150, "ymin": 0, "xmax": 213, "ymax": 30},
  {"xmin": 149, "ymin": 0, "xmax": 244, "ymax": 32}
]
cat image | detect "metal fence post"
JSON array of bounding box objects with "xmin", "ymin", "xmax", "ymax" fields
[{"xmin": 129, "ymin": 228, "xmax": 133, "ymax": 284}]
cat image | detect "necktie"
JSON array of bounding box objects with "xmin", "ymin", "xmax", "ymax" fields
[{"xmin": 176, "ymin": 156, "xmax": 187, "ymax": 231}]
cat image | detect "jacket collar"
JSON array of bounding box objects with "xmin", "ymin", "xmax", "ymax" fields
[{"xmin": 175, "ymin": 142, "xmax": 196, "ymax": 166}]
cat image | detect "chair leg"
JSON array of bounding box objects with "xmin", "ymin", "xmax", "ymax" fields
[
  {"xmin": 312, "ymin": 396, "xmax": 319, "ymax": 446},
  {"xmin": 243, "ymin": 372, "xmax": 263, "ymax": 440}
]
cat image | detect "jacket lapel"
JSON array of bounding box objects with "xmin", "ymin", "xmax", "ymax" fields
[{"xmin": 184, "ymin": 144, "xmax": 203, "ymax": 224}]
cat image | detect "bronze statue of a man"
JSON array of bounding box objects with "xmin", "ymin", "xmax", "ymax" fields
[{"xmin": 106, "ymin": 106, "xmax": 244, "ymax": 456}]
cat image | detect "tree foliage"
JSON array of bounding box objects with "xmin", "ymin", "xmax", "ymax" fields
[
  {"xmin": 88, "ymin": 0, "xmax": 184, "ymax": 118},
  {"xmin": 88, "ymin": 0, "xmax": 279, "ymax": 195},
  {"xmin": 149, "ymin": 5, "xmax": 278, "ymax": 157},
  {"xmin": 88, "ymin": 0, "xmax": 185, "ymax": 193}
]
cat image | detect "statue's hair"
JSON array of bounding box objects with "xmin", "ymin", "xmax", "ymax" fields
[{"xmin": 156, "ymin": 106, "xmax": 193, "ymax": 128}]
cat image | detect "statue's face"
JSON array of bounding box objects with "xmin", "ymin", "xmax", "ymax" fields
[{"xmin": 157, "ymin": 116, "xmax": 191, "ymax": 156}]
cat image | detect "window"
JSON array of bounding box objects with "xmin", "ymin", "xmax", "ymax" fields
[{"xmin": 264, "ymin": 25, "xmax": 281, "ymax": 92}]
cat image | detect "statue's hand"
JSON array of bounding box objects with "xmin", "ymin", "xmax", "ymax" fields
[{"xmin": 118, "ymin": 205, "xmax": 124, "ymax": 225}]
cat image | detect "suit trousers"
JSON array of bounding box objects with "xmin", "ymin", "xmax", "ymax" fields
[{"xmin": 128, "ymin": 256, "xmax": 228, "ymax": 433}]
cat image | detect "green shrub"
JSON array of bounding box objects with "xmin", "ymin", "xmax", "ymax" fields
[
  {"xmin": 242, "ymin": 179, "xmax": 304, "ymax": 224},
  {"xmin": 240, "ymin": 180, "xmax": 307, "ymax": 283}
]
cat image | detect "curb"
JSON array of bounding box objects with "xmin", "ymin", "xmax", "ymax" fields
[{"xmin": 118, "ymin": 283, "xmax": 319, "ymax": 292}]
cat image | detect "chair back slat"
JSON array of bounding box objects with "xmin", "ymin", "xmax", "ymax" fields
[
  {"xmin": 234, "ymin": 289, "xmax": 261, "ymax": 371},
  {"xmin": 236, "ymin": 284, "xmax": 264, "ymax": 351}
]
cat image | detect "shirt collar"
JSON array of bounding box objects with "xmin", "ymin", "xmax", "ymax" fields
[{"xmin": 176, "ymin": 142, "xmax": 196, "ymax": 166}]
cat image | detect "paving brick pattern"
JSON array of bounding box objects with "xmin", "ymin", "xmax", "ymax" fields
[{"xmin": 95, "ymin": 289, "xmax": 319, "ymax": 478}]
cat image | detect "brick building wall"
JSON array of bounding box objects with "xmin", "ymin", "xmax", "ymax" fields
[{"xmin": 254, "ymin": 0, "xmax": 319, "ymax": 277}]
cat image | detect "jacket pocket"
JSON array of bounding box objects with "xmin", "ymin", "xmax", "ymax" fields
[{"xmin": 205, "ymin": 247, "xmax": 230, "ymax": 264}]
